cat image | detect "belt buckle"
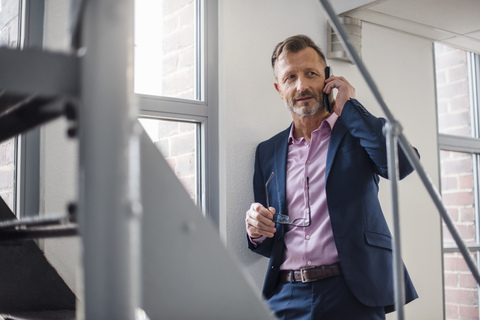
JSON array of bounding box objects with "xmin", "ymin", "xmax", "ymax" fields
[{"xmin": 300, "ymin": 266, "xmax": 316, "ymax": 283}]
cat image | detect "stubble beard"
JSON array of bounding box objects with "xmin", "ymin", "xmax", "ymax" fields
[{"xmin": 285, "ymin": 91, "xmax": 325, "ymax": 117}]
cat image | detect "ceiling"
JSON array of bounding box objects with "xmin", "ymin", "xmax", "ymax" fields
[{"xmin": 342, "ymin": 0, "xmax": 480, "ymax": 53}]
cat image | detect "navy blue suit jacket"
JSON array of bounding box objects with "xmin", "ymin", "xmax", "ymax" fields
[{"xmin": 248, "ymin": 99, "xmax": 418, "ymax": 311}]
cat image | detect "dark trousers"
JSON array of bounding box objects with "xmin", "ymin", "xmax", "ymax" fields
[{"xmin": 267, "ymin": 275, "xmax": 386, "ymax": 320}]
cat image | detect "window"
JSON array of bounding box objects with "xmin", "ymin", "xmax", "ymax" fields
[
  {"xmin": 0, "ymin": 0, "xmax": 21, "ymax": 212},
  {"xmin": 135, "ymin": 0, "xmax": 198, "ymax": 100},
  {"xmin": 0, "ymin": 1, "xmax": 43, "ymax": 219},
  {"xmin": 139, "ymin": 118, "xmax": 199, "ymax": 203},
  {"xmin": 435, "ymin": 42, "xmax": 480, "ymax": 319},
  {"xmin": 134, "ymin": 0, "xmax": 218, "ymax": 222}
]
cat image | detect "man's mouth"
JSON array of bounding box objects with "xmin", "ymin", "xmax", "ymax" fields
[
  {"xmin": 297, "ymin": 96, "xmax": 312, "ymax": 101},
  {"xmin": 295, "ymin": 96, "xmax": 313, "ymax": 103}
]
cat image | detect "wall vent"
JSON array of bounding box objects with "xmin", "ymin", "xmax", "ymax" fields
[{"xmin": 327, "ymin": 17, "xmax": 362, "ymax": 63}]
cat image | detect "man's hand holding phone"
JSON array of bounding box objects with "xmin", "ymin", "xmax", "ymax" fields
[
  {"xmin": 323, "ymin": 66, "xmax": 333, "ymax": 113},
  {"xmin": 323, "ymin": 68, "xmax": 355, "ymax": 116}
]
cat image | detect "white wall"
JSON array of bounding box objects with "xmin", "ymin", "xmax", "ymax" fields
[
  {"xmin": 219, "ymin": 0, "xmax": 327, "ymax": 287},
  {"xmin": 219, "ymin": 0, "xmax": 443, "ymax": 319}
]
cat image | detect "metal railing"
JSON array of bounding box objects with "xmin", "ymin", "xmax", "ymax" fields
[{"xmin": 318, "ymin": 0, "xmax": 480, "ymax": 319}]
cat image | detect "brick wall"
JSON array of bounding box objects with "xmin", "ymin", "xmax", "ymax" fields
[
  {"xmin": 436, "ymin": 43, "xmax": 471, "ymax": 137},
  {"xmin": 146, "ymin": 0, "xmax": 198, "ymax": 203},
  {"xmin": 136, "ymin": 0, "xmax": 198, "ymax": 203},
  {"xmin": 152, "ymin": 120, "xmax": 197, "ymax": 202},
  {"xmin": 0, "ymin": 0, "xmax": 19, "ymax": 211},
  {"xmin": 0, "ymin": 0, "xmax": 19, "ymax": 48},
  {"xmin": 0, "ymin": 139, "xmax": 15, "ymax": 210},
  {"xmin": 444, "ymin": 252, "xmax": 478, "ymax": 319},
  {"xmin": 440, "ymin": 150, "xmax": 478, "ymax": 320},
  {"xmin": 436, "ymin": 43, "xmax": 479, "ymax": 320},
  {"xmin": 161, "ymin": 0, "xmax": 195, "ymax": 100}
]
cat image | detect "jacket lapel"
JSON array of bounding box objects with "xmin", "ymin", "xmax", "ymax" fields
[
  {"xmin": 272, "ymin": 120, "xmax": 347, "ymax": 213},
  {"xmin": 326, "ymin": 118, "xmax": 348, "ymax": 182},
  {"xmin": 273, "ymin": 126, "xmax": 290, "ymax": 215}
]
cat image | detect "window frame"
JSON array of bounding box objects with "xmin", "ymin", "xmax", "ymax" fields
[
  {"xmin": 136, "ymin": 0, "xmax": 219, "ymax": 226},
  {"xmin": 0, "ymin": 0, "xmax": 43, "ymax": 218},
  {"xmin": 14, "ymin": 0, "xmax": 44, "ymax": 219},
  {"xmin": 436, "ymin": 43, "xmax": 480, "ymax": 317}
]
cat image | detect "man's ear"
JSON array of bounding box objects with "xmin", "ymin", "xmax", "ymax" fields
[{"xmin": 274, "ymin": 82, "xmax": 284, "ymax": 99}]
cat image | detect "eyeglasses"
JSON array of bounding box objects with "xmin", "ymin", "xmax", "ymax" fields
[{"xmin": 265, "ymin": 172, "xmax": 312, "ymax": 227}]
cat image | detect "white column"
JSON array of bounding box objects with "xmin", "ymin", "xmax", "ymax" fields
[{"xmin": 79, "ymin": 0, "xmax": 140, "ymax": 318}]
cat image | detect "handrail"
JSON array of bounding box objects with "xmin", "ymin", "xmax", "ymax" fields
[
  {"xmin": 385, "ymin": 121, "xmax": 406, "ymax": 318},
  {"xmin": 318, "ymin": 0, "xmax": 480, "ymax": 319},
  {"xmin": 0, "ymin": 227, "xmax": 78, "ymax": 241}
]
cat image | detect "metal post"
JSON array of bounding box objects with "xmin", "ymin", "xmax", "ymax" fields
[
  {"xmin": 79, "ymin": 0, "xmax": 140, "ymax": 319},
  {"xmin": 385, "ymin": 121, "xmax": 405, "ymax": 319}
]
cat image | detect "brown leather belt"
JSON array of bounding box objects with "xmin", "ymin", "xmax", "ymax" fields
[{"xmin": 279, "ymin": 263, "xmax": 342, "ymax": 283}]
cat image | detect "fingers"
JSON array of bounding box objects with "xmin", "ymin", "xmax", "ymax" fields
[
  {"xmin": 245, "ymin": 203, "xmax": 277, "ymax": 239},
  {"xmin": 323, "ymin": 75, "xmax": 354, "ymax": 94},
  {"xmin": 323, "ymin": 75, "xmax": 355, "ymax": 115}
]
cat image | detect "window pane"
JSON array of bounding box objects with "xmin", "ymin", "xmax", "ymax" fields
[
  {"xmin": 435, "ymin": 43, "xmax": 473, "ymax": 137},
  {"xmin": 139, "ymin": 118, "xmax": 198, "ymax": 204},
  {"xmin": 0, "ymin": 0, "xmax": 20, "ymax": 48},
  {"xmin": 0, "ymin": 139, "xmax": 15, "ymax": 211},
  {"xmin": 134, "ymin": 0, "xmax": 198, "ymax": 100},
  {"xmin": 440, "ymin": 151, "xmax": 476, "ymax": 247},
  {"xmin": 444, "ymin": 251, "xmax": 479, "ymax": 320},
  {"xmin": 0, "ymin": 0, "xmax": 20, "ymax": 212}
]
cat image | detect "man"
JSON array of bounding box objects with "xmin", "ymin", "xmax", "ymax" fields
[{"xmin": 245, "ymin": 35, "xmax": 418, "ymax": 319}]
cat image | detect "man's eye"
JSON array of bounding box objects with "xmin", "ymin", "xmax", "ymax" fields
[
  {"xmin": 307, "ymin": 71, "xmax": 317, "ymax": 76},
  {"xmin": 285, "ymin": 75, "xmax": 295, "ymax": 82}
]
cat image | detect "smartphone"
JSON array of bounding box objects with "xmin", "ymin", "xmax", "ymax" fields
[{"xmin": 323, "ymin": 66, "xmax": 334, "ymax": 113}]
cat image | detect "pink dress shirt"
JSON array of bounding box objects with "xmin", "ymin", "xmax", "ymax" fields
[
  {"xmin": 250, "ymin": 113, "xmax": 340, "ymax": 270},
  {"xmin": 280, "ymin": 113, "xmax": 340, "ymax": 270}
]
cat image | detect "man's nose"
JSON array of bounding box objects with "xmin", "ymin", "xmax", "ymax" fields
[{"xmin": 295, "ymin": 76, "xmax": 307, "ymax": 92}]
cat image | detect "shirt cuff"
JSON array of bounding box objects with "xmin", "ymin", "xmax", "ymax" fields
[{"xmin": 248, "ymin": 234, "xmax": 266, "ymax": 247}]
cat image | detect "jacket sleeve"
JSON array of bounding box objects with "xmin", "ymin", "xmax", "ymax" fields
[
  {"xmin": 246, "ymin": 143, "xmax": 274, "ymax": 258},
  {"xmin": 339, "ymin": 99, "xmax": 419, "ymax": 180}
]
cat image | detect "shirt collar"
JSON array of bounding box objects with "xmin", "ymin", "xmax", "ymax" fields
[{"xmin": 288, "ymin": 112, "xmax": 339, "ymax": 144}]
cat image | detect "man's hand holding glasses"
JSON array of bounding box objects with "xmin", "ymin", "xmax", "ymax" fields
[
  {"xmin": 246, "ymin": 172, "xmax": 312, "ymax": 239},
  {"xmin": 245, "ymin": 202, "xmax": 277, "ymax": 239}
]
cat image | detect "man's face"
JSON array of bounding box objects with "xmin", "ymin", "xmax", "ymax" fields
[{"xmin": 274, "ymin": 47, "xmax": 326, "ymax": 117}]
